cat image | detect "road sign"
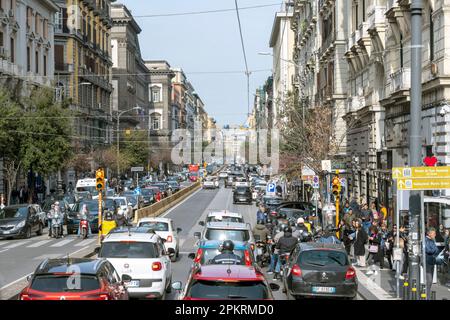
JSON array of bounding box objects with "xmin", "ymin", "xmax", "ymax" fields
[
  {"xmin": 131, "ymin": 167, "xmax": 144, "ymax": 172},
  {"xmin": 134, "ymin": 187, "xmax": 141, "ymax": 195},
  {"xmin": 267, "ymin": 183, "xmax": 276, "ymax": 193},
  {"xmin": 392, "ymin": 166, "xmax": 450, "ymax": 179},
  {"xmin": 321, "ymin": 160, "xmax": 331, "ymax": 172},
  {"xmin": 397, "ymin": 178, "xmax": 450, "ymax": 190},
  {"xmin": 313, "ymin": 176, "xmax": 319, "ymax": 189}
]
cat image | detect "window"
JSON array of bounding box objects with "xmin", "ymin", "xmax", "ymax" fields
[
  {"xmin": 55, "ymin": 8, "xmax": 63, "ymax": 31},
  {"xmin": 10, "ymin": 37, "xmax": 14, "ymax": 63},
  {"xmin": 151, "ymin": 114, "xmax": 160, "ymax": 130},
  {"xmin": 26, "ymin": 7, "xmax": 32, "ymax": 28},
  {"xmin": 35, "ymin": 13, "xmax": 40, "ymax": 35},
  {"xmin": 430, "ymin": 11, "xmax": 434, "ymax": 61},
  {"xmin": 0, "ymin": 32, "xmax": 3, "ymax": 47},
  {"xmin": 35, "ymin": 51, "xmax": 39, "ymax": 73},
  {"xmin": 400, "ymin": 34, "xmax": 403, "ymax": 68},
  {"xmin": 43, "ymin": 55, "xmax": 47, "ymax": 76},
  {"xmin": 151, "ymin": 86, "xmax": 161, "ymax": 102},
  {"xmin": 43, "ymin": 19, "xmax": 48, "ymax": 39},
  {"xmin": 26, "ymin": 46, "xmax": 30, "ymax": 71}
]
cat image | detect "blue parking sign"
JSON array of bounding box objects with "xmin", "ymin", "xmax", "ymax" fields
[{"xmin": 267, "ymin": 183, "xmax": 276, "ymax": 193}]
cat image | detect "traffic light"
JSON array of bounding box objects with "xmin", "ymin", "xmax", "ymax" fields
[
  {"xmin": 331, "ymin": 176, "xmax": 341, "ymax": 197},
  {"xmin": 96, "ymin": 168, "xmax": 105, "ymax": 191}
]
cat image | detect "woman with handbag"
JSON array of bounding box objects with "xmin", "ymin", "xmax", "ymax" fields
[
  {"xmin": 367, "ymin": 226, "xmax": 384, "ymax": 274},
  {"xmin": 353, "ymin": 219, "xmax": 368, "ymax": 267}
]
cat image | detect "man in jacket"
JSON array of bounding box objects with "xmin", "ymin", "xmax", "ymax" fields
[
  {"xmin": 274, "ymin": 227, "xmax": 298, "ymax": 280},
  {"xmin": 359, "ymin": 204, "xmax": 372, "ymax": 234},
  {"xmin": 211, "ymin": 240, "xmax": 243, "ymax": 265},
  {"xmin": 253, "ymin": 220, "xmax": 270, "ymax": 242},
  {"xmin": 425, "ymin": 227, "xmax": 440, "ymax": 297},
  {"xmin": 292, "ymin": 218, "xmax": 309, "ymax": 238}
]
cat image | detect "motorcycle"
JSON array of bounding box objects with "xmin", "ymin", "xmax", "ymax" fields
[
  {"xmin": 278, "ymin": 253, "xmax": 290, "ymax": 278},
  {"xmin": 79, "ymin": 215, "xmax": 89, "ymax": 239},
  {"xmin": 51, "ymin": 215, "xmax": 63, "ymax": 239}
]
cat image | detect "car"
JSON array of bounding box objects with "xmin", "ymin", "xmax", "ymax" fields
[
  {"xmin": 111, "ymin": 197, "xmax": 133, "ymax": 219},
  {"xmin": 18, "ymin": 258, "xmax": 129, "ymax": 300},
  {"xmin": 103, "ymin": 198, "xmax": 118, "ymax": 216},
  {"xmin": 139, "ymin": 188, "xmax": 155, "ymax": 206},
  {"xmin": 233, "ymin": 186, "xmax": 252, "ymax": 204},
  {"xmin": 98, "ymin": 231, "xmax": 173, "ymax": 299},
  {"xmin": 74, "ymin": 190, "xmax": 92, "ymax": 202},
  {"xmin": 137, "ymin": 217, "xmax": 182, "ymax": 262},
  {"xmin": 188, "ymin": 240, "xmax": 255, "ymax": 267},
  {"xmin": 224, "ymin": 175, "xmax": 233, "ymax": 188},
  {"xmin": 271, "ymin": 201, "xmax": 321, "ymax": 225},
  {"xmin": 145, "ymin": 186, "xmax": 163, "ymax": 202},
  {"xmin": 151, "ymin": 182, "xmax": 170, "ymax": 197},
  {"xmin": 260, "ymin": 195, "xmax": 284, "ymax": 210},
  {"xmin": 171, "ymin": 264, "xmax": 279, "ymax": 300},
  {"xmin": 202, "ymin": 176, "xmax": 219, "ymax": 189},
  {"xmin": 124, "ymin": 195, "xmax": 139, "ymax": 212},
  {"xmin": 167, "ymin": 181, "xmax": 181, "ymax": 193},
  {"xmin": 276, "ymin": 208, "xmax": 308, "ymax": 224},
  {"xmin": 218, "ymin": 171, "xmax": 228, "ymax": 179},
  {"xmin": 198, "ymin": 210, "xmax": 244, "ymax": 225},
  {"xmin": 189, "ymin": 171, "xmax": 200, "ymax": 182},
  {"xmin": 67, "ymin": 200, "xmax": 100, "ymax": 234},
  {"xmin": 194, "ymin": 222, "xmax": 255, "ymax": 246},
  {"xmin": 282, "ymin": 243, "xmax": 357, "ymax": 300},
  {"xmin": 109, "ymin": 226, "xmax": 156, "ymax": 234},
  {"xmin": 0, "ymin": 205, "xmax": 45, "ymax": 239},
  {"xmin": 122, "ymin": 191, "xmax": 143, "ymax": 207}
]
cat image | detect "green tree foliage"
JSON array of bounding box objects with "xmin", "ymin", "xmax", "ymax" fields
[{"xmin": 120, "ymin": 130, "xmax": 149, "ymax": 168}]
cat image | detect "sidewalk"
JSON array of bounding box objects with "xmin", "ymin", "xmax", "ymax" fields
[{"xmin": 355, "ymin": 265, "xmax": 450, "ymax": 300}]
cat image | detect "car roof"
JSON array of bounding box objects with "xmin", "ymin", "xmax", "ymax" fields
[
  {"xmin": 138, "ymin": 217, "xmax": 172, "ymax": 223},
  {"xmin": 207, "ymin": 211, "xmax": 242, "ymax": 218},
  {"xmin": 192, "ymin": 265, "xmax": 265, "ymax": 282},
  {"xmin": 35, "ymin": 258, "xmax": 107, "ymax": 275},
  {"xmin": 109, "ymin": 226, "xmax": 156, "ymax": 234},
  {"xmin": 199, "ymin": 240, "xmax": 248, "ymax": 250},
  {"xmin": 103, "ymin": 231, "xmax": 160, "ymax": 243},
  {"xmin": 206, "ymin": 221, "xmax": 250, "ymax": 230},
  {"xmin": 298, "ymin": 242, "xmax": 346, "ymax": 251}
]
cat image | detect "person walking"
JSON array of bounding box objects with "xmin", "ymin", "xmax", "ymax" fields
[
  {"xmin": 256, "ymin": 204, "xmax": 267, "ymax": 224},
  {"xmin": 367, "ymin": 226, "xmax": 384, "ymax": 273},
  {"xmin": 399, "ymin": 225, "xmax": 409, "ymax": 278},
  {"xmin": 353, "ymin": 219, "xmax": 368, "ymax": 267},
  {"xmin": 359, "ymin": 203, "xmax": 372, "ymax": 234},
  {"xmin": 425, "ymin": 227, "xmax": 440, "ymax": 298},
  {"xmin": 380, "ymin": 223, "xmax": 393, "ymax": 270},
  {"xmin": 19, "ymin": 186, "xmax": 24, "ymax": 204}
]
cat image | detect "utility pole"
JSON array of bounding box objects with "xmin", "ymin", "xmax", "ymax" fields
[{"xmin": 408, "ymin": 0, "xmax": 423, "ymax": 298}]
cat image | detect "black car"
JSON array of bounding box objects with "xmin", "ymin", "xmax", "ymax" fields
[
  {"xmin": 261, "ymin": 196, "xmax": 284, "ymax": 211},
  {"xmin": 151, "ymin": 183, "xmax": 170, "ymax": 197},
  {"xmin": 271, "ymin": 201, "xmax": 321, "ymax": 223},
  {"xmin": 104, "ymin": 198, "xmax": 118, "ymax": 215},
  {"xmin": 139, "ymin": 188, "xmax": 155, "ymax": 206},
  {"xmin": 0, "ymin": 205, "xmax": 45, "ymax": 239},
  {"xmin": 233, "ymin": 186, "xmax": 252, "ymax": 204},
  {"xmin": 283, "ymin": 243, "xmax": 357, "ymax": 300},
  {"xmin": 167, "ymin": 181, "xmax": 181, "ymax": 193}
]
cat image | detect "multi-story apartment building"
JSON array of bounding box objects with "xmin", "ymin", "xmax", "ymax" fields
[
  {"xmin": 0, "ymin": 0, "xmax": 58, "ymax": 197},
  {"xmin": 110, "ymin": 3, "xmax": 149, "ymax": 132},
  {"xmin": 53, "ymin": 0, "xmax": 114, "ymax": 151},
  {"xmin": 171, "ymin": 68, "xmax": 186, "ymax": 130}
]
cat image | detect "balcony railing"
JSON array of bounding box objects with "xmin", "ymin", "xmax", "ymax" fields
[
  {"xmin": 390, "ymin": 67, "xmax": 411, "ymax": 93},
  {"xmin": 79, "ymin": 66, "xmax": 113, "ymax": 91}
]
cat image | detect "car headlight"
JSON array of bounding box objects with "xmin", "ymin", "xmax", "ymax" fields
[{"xmin": 16, "ymin": 220, "xmax": 26, "ymax": 228}]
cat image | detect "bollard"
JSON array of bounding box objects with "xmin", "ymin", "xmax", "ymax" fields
[
  {"xmin": 411, "ymin": 279, "xmax": 418, "ymax": 300},
  {"xmin": 420, "ymin": 284, "xmax": 427, "ymax": 300},
  {"xmin": 403, "ymin": 280, "xmax": 409, "ymax": 300},
  {"xmin": 431, "ymin": 291, "xmax": 436, "ymax": 301}
]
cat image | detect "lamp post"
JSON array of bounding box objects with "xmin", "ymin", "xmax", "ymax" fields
[{"xmin": 116, "ymin": 106, "xmax": 142, "ymax": 179}]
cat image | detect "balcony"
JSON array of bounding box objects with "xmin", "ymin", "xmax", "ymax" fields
[
  {"xmin": 355, "ymin": 22, "xmax": 369, "ymax": 45},
  {"xmin": 55, "ymin": 63, "xmax": 73, "ymax": 73},
  {"xmin": 78, "ymin": 66, "xmax": 113, "ymax": 92},
  {"xmin": 0, "ymin": 59, "xmax": 22, "ymax": 77},
  {"xmin": 389, "ymin": 67, "xmax": 411, "ymax": 93}
]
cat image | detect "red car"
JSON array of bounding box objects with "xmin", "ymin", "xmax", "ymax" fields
[
  {"xmin": 171, "ymin": 264, "xmax": 279, "ymax": 300},
  {"xmin": 19, "ymin": 258, "xmax": 129, "ymax": 300}
]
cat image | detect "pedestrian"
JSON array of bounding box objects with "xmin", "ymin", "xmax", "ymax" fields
[
  {"xmin": 342, "ymin": 211, "xmax": 355, "ymax": 255},
  {"xmin": 425, "ymin": 227, "xmax": 440, "ymax": 298},
  {"xmin": 19, "ymin": 186, "xmax": 24, "ymax": 204},
  {"xmin": 343, "ymin": 200, "xmax": 351, "ymax": 215},
  {"xmin": 380, "ymin": 223, "xmax": 393, "ymax": 270},
  {"xmin": 367, "ymin": 226, "xmax": 383, "ymax": 274},
  {"xmin": 256, "ymin": 204, "xmax": 266, "ymax": 224},
  {"xmin": 398, "ymin": 225, "xmax": 409, "ymax": 278},
  {"xmin": 436, "ymin": 224, "xmax": 446, "ymax": 243},
  {"xmin": 370, "ymin": 201, "xmax": 380, "ymax": 223},
  {"xmin": 353, "ymin": 219, "xmax": 368, "ymax": 267},
  {"xmin": 359, "ymin": 203, "xmax": 371, "ymax": 234},
  {"xmin": 380, "ymin": 202, "xmax": 388, "ymax": 224}
]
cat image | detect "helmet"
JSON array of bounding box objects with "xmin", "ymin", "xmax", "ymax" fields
[
  {"xmin": 283, "ymin": 226, "xmax": 292, "ymax": 233},
  {"xmin": 54, "ymin": 201, "xmax": 60, "ymax": 206},
  {"xmin": 297, "ymin": 217, "xmax": 305, "ymax": 225},
  {"xmin": 222, "ymin": 240, "xmax": 235, "ymax": 252},
  {"xmin": 300, "ymin": 231, "xmax": 311, "ymax": 242}
]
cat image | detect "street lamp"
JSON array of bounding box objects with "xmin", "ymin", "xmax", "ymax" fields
[{"xmin": 116, "ymin": 106, "xmax": 142, "ymax": 178}]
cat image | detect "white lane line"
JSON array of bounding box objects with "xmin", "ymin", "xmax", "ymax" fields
[
  {"xmin": 74, "ymin": 239, "xmax": 96, "ymax": 246},
  {"xmin": 0, "ymin": 249, "xmax": 8, "ymax": 254},
  {"xmin": 4, "ymin": 241, "xmax": 30, "ymax": 249},
  {"xmin": 0, "ymin": 241, "xmax": 11, "ymax": 247},
  {"xmin": 50, "ymin": 239, "xmax": 75, "ymax": 247},
  {"xmin": 354, "ymin": 268, "xmax": 398, "ymax": 300},
  {"xmin": 159, "ymin": 187, "xmax": 202, "ymax": 218},
  {"xmin": 27, "ymin": 240, "xmax": 53, "ymax": 248}
]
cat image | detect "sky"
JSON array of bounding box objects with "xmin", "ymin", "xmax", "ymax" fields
[{"xmin": 121, "ymin": 0, "xmax": 282, "ymax": 127}]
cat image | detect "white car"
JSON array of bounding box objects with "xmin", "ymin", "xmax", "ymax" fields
[
  {"xmin": 111, "ymin": 196, "xmax": 133, "ymax": 219},
  {"xmin": 137, "ymin": 217, "xmax": 182, "ymax": 262},
  {"xmin": 202, "ymin": 177, "xmax": 219, "ymax": 189},
  {"xmin": 219, "ymin": 172, "xmax": 228, "ymax": 179},
  {"xmin": 98, "ymin": 231, "xmax": 173, "ymax": 299},
  {"xmin": 199, "ymin": 210, "xmax": 245, "ymax": 226}
]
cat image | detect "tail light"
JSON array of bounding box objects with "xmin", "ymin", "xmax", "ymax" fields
[
  {"xmin": 270, "ymin": 211, "xmax": 277, "ymax": 217},
  {"xmin": 345, "ymin": 267, "xmax": 356, "ymax": 280},
  {"xmin": 99, "ymin": 294, "xmax": 109, "ymax": 300},
  {"xmin": 166, "ymin": 235, "xmax": 173, "ymax": 243},
  {"xmin": 152, "ymin": 262, "xmax": 162, "ymax": 271},
  {"xmin": 292, "ymin": 264, "xmax": 302, "ymax": 277},
  {"xmin": 244, "ymin": 250, "xmax": 252, "ymax": 266},
  {"xmin": 194, "ymin": 249, "xmax": 202, "ymax": 263},
  {"xmin": 19, "ymin": 294, "xmax": 30, "ymax": 300}
]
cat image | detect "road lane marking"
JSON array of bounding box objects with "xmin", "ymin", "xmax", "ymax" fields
[
  {"xmin": 4, "ymin": 241, "xmax": 30, "ymax": 249},
  {"xmin": 50, "ymin": 239, "xmax": 75, "ymax": 247},
  {"xmin": 0, "ymin": 241, "xmax": 11, "ymax": 247},
  {"xmin": 27, "ymin": 240, "xmax": 53, "ymax": 248},
  {"xmin": 354, "ymin": 268, "xmax": 398, "ymax": 300},
  {"xmin": 0, "ymin": 249, "xmax": 9, "ymax": 254},
  {"xmin": 74, "ymin": 239, "xmax": 96, "ymax": 246},
  {"xmin": 160, "ymin": 187, "xmax": 202, "ymax": 218}
]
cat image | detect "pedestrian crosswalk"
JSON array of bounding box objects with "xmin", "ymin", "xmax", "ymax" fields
[{"xmin": 0, "ymin": 236, "xmax": 98, "ymax": 251}]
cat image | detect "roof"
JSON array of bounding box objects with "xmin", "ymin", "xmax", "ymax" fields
[
  {"xmin": 269, "ymin": 11, "xmax": 293, "ymax": 48},
  {"xmin": 36, "ymin": 258, "xmax": 106, "ymax": 275},
  {"xmin": 207, "ymin": 211, "xmax": 242, "ymax": 218},
  {"xmin": 206, "ymin": 222, "xmax": 250, "ymax": 230},
  {"xmin": 103, "ymin": 231, "xmax": 160, "ymax": 243},
  {"xmin": 298, "ymin": 243, "xmax": 346, "ymax": 251},
  {"xmin": 193, "ymin": 265, "xmax": 264, "ymax": 282},
  {"xmin": 198, "ymin": 240, "xmax": 248, "ymax": 250}
]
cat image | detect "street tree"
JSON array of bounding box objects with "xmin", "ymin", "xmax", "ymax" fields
[{"xmin": 121, "ymin": 130, "xmax": 149, "ymax": 168}]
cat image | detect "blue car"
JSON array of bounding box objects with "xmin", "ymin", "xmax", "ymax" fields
[
  {"xmin": 66, "ymin": 200, "xmax": 101, "ymax": 234},
  {"xmin": 188, "ymin": 240, "xmax": 256, "ymax": 267}
]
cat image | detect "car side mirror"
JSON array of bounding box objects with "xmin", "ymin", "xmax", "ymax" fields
[
  {"xmin": 122, "ymin": 274, "xmax": 132, "ymax": 282},
  {"xmin": 188, "ymin": 253, "xmax": 196, "ymax": 260},
  {"xmin": 171, "ymin": 281, "xmax": 182, "ymax": 291},
  {"xmin": 26, "ymin": 275, "xmax": 32, "ymax": 283},
  {"xmin": 194, "ymin": 232, "xmax": 201, "ymax": 239},
  {"xmin": 269, "ymin": 283, "xmax": 280, "ymax": 291},
  {"xmin": 198, "ymin": 221, "xmax": 205, "ymax": 227}
]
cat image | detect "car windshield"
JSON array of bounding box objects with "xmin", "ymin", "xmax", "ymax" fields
[
  {"xmin": 279, "ymin": 209, "xmax": 305, "ymax": 220},
  {"xmin": 299, "ymin": 250, "xmax": 348, "ymax": 267},
  {"xmin": 207, "ymin": 216, "xmax": 243, "ymax": 223},
  {"xmin": 126, "ymin": 197, "xmax": 137, "ymax": 206},
  {"xmin": 138, "ymin": 221, "xmax": 169, "ymax": 231},
  {"xmin": 236, "ymin": 187, "xmax": 249, "ymax": 193},
  {"xmin": 188, "ymin": 280, "xmax": 269, "ymax": 299},
  {"xmin": 264, "ymin": 197, "xmax": 282, "ymax": 205},
  {"xmin": 30, "ymin": 275, "xmax": 100, "ymax": 292},
  {"xmin": 114, "ymin": 199, "xmax": 127, "ymax": 206},
  {"xmin": 205, "ymin": 229, "xmax": 250, "ymax": 242},
  {"xmin": 104, "ymin": 199, "xmax": 116, "ymax": 210},
  {"xmin": 201, "ymin": 248, "xmax": 245, "ymax": 265},
  {"xmin": 99, "ymin": 242, "xmax": 158, "ymax": 259},
  {"xmin": 0, "ymin": 207, "xmax": 29, "ymax": 219},
  {"xmin": 168, "ymin": 182, "xmax": 178, "ymax": 187}
]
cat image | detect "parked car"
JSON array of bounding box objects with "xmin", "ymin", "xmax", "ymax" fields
[
  {"xmin": 98, "ymin": 231, "xmax": 173, "ymax": 299},
  {"xmin": 137, "ymin": 217, "xmax": 182, "ymax": 262},
  {"xmin": 233, "ymin": 186, "xmax": 252, "ymax": 204},
  {"xmin": 19, "ymin": 258, "xmax": 129, "ymax": 300},
  {"xmin": 188, "ymin": 240, "xmax": 254, "ymax": 267},
  {"xmin": 171, "ymin": 264, "xmax": 279, "ymax": 300},
  {"xmin": 282, "ymin": 243, "xmax": 357, "ymax": 300},
  {"xmin": 0, "ymin": 205, "xmax": 45, "ymax": 239}
]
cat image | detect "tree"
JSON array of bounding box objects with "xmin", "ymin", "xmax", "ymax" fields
[
  {"xmin": 120, "ymin": 130, "xmax": 149, "ymax": 168},
  {"xmin": 0, "ymin": 89, "xmax": 25, "ymax": 205},
  {"xmin": 20, "ymin": 88, "xmax": 73, "ymax": 199},
  {"xmin": 93, "ymin": 145, "xmax": 130, "ymax": 175}
]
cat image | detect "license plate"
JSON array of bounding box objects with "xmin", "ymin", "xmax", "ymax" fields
[
  {"xmin": 125, "ymin": 280, "xmax": 140, "ymax": 288},
  {"xmin": 2, "ymin": 230, "xmax": 10, "ymax": 234},
  {"xmin": 312, "ymin": 286, "xmax": 336, "ymax": 294},
  {"xmin": 240, "ymin": 198, "xmax": 246, "ymax": 201}
]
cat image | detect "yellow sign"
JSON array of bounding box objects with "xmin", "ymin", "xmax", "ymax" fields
[
  {"xmin": 397, "ymin": 178, "xmax": 450, "ymax": 190},
  {"xmin": 392, "ymin": 166, "xmax": 450, "ymax": 179}
]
